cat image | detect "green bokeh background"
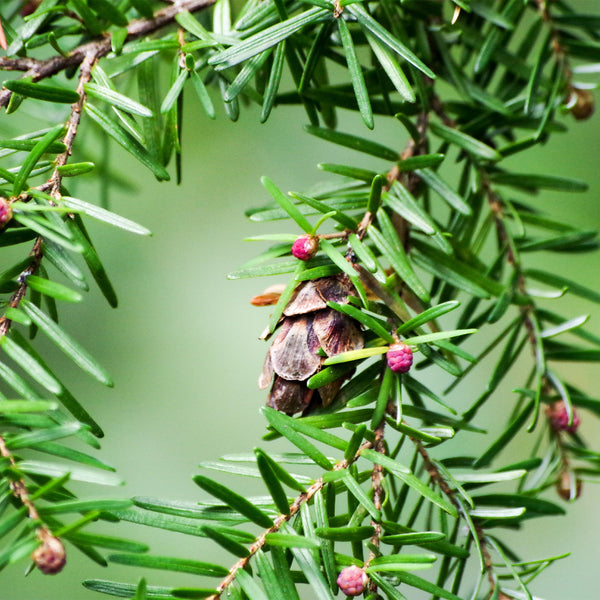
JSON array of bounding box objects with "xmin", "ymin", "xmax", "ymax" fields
[{"xmin": 2, "ymin": 85, "xmax": 600, "ymax": 599}]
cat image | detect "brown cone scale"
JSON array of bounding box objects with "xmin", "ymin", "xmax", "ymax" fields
[{"xmin": 259, "ymin": 274, "xmax": 363, "ymax": 414}]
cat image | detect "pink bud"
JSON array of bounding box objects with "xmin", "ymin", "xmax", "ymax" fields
[
  {"xmin": 386, "ymin": 342, "xmax": 413, "ymax": 373},
  {"xmin": 291, "ymin": 235, "xmax": 319, "ymax": 261},
  {"xmin": 547, "ymin": 401, "xmax": 580, "ymax": 434},
  {"xmin": 0, "ymin": 198, "xmax": 11, "ymax": 227},
  {"xmin": 337, "ymin": 565, "xmax": 368, "ymax": 596}
]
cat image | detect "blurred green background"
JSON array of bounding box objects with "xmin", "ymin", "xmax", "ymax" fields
[{"xmin": 2, "ymin": 80, "xmax": 600, "ymax": 599}]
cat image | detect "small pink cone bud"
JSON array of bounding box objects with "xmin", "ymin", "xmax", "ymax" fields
[
  {"xmin": 32, "ymin": 534, "xmax": 66, "ymax": 575},
  {"xmin": 291, "ymin": 235, "xmax": 319, "ymax": 261},
  {"xmin": 0, "ymin": 198, "xmax": 12, "ymax": 228},
  {"xmin": 546, "ymin": 401, "xmax": 580, "ymax": 434},
  {"xmin": 386, "ymin": 342, "xmax": 413, "ymax": 373},
  {"xmin": 337, "ymin": 565, "xmax": 368, "ymax": 597}
]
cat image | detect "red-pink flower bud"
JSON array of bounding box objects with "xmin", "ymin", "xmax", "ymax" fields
[
  {"xmin": 291, "ymin": 234, "xmax": 319, "ymax": 261},
  {"xmin": 386, "ymin": 342, "xmax": 413, "ymax": 373},
  {"xmin": 0, "ymin": 198, "xmax": 12, "ymax": 228},
  {"xmin": 337, "ymin": 565, "xmax": 368, "ymax": 596},
  {"xmin": 547, "ymin": 401, "xmax": 580, "ymax": 434}
]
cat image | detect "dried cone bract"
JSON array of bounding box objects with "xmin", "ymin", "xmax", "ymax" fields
[
  {"xmin": 259, "ymin": 274, "xmax": 363, "ymax": 414},
  {"xmin": 569, "ymin": 88, "xmax": 594, "ymax": 120},
  {"xmin": 556, "ymin": 470, "xmax": 582, "ymax": 501}
]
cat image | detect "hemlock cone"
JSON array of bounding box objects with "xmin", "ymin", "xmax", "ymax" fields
[{"xmin": 259, "ymin": 274, "xmax": 363, "ymax": 414}]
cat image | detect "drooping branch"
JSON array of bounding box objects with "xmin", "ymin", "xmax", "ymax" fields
[{"xmin": 0, "ymin": 54, "xmax": 99, "ymax": 568}]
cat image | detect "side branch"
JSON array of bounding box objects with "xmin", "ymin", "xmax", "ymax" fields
[
  {"xmin": 50, "ymin": 53, "xmax": 96, "ymax": 196},
  {"xmin": 208, "ymin": 440, "xmax": 374, "ymax": 600},
  {"xmin": 366, "ymin": 419, "xmax": 386, "ymax": 597},
  {"xmin": 0, "ymin": 0, "xmax": 217, "ymax": 108},
  {"xmin": 0, "ymin": 432, "xmax": 66, "ymax": 573}
]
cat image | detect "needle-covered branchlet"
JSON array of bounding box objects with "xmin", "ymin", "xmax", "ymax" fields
[
  {"xmin": 0, "ymin": 0, "xmax": 217, "ymax": 108},
  {"xmin": 0, "ymin": 0, "xmax": 219, "ymax": 577},
  {"xmin": 0, "ymin": 433, "xmax": 65, "ymax": 574},
  {"xmin": 206, "ymin": 440, "xmax": 374, "ymax": 600}
]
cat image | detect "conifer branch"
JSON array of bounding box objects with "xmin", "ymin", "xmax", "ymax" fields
[
  {"xmin": 0, "ymin": 0, "xmax": 217, "ymax": 108},
  {"xmin": 366, "ymin": 418, "xmax": 385, "ymax": 598},
  {"xmin": 413, "ymin": 437, "xmax": 500, "ymax": 596},
  {"xmin": 0, "ymin": 52, "xmax": 94, "ymax": 343},
  {"xmin": 0, "ymin": 434, "xmax": 41, "ymax": 522},
  {"xmin": 208, "ymin": 440, "xmax": 374, "ymax": 600},
  {"xmin": 0, "ymin": 431, "xmax": 65, "ymax": 574}
]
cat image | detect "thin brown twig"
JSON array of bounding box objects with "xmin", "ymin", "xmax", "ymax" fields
[
  {"xmin": 0, "ymin": 49, "xmax": 95, "ymax": 341},
  {"xmin": 366, "ymin": 417, "xmax": 386, "ymax": 599},
  {"xmin": 0, "ymin": 435, "xmax": 41, "ymax": 522},
  {"xmin": 413, "ymin": 437, "xmax": 498, "ymax": 593},
  {"xmin": 0, "ymin": 427, "xmax": 60, "ymax": 565},
  {"xmin": 49, "ymin": 53, "xmax": 96, "ymax": 197},
  {"xmin": 486, "ymin": 179, "xmax": 580, "ymax": 497},
  {"xmin": 207, "ymin": 440, "xmax": 374, "ymax": 600},
  {"xmin": 0, "ymin": 237, "xmax": 43, "ymax": 338}
]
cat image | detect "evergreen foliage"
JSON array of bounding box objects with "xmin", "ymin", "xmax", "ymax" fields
[{"xmin": 0, "ymin": 0, "xmax": 599, "ymax": 598}]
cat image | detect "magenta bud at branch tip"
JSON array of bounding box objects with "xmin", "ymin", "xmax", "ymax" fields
[
  {"xmin": 546, "ymin": 400, "xmax": 580, "ymax": 434},
  {"xmin": 0, "ymin": 197, "xmax": 12, "ymax": 227},
  {"xmin": 291, "ymin": 234, "xmax": 319, "ymax": 261},
  {"xmin": 337, "ymin": 565, "xmax": 368, "ymax": 597},
  {"xmin": 386, "ymin": 342, "xmax": 413, "ymax": 373}
]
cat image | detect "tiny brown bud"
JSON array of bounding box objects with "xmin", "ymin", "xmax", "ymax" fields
[
  {"xmin": 0, "ymin": 197, "xmax": 12, "ymax": 229},
  {"xmin": 556, "ymin": 470, "xmax": 582, "ymax": 502},
  {"xmin": 21, "ymin": 0, "xmax": 42, "ymax": 17},
  {"xmin": 32, "ymin": 534, "xmax": 66, "ymax": 575},
  {"xmin": 567, "ymin": 88, "xmax": 594, "ymax": 121}
]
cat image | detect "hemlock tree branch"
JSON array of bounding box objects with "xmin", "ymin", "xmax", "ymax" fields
[
  {"xmin": 0, "ymin": 0, "xmax": 599, "ymax": 598},
  {"xmin": 207, "ymin": 440, "xmax": 374, "ymax": 600},
  {"xmin": 0, "ymin": 0, "xmax": 216, "ymax": 108}
]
